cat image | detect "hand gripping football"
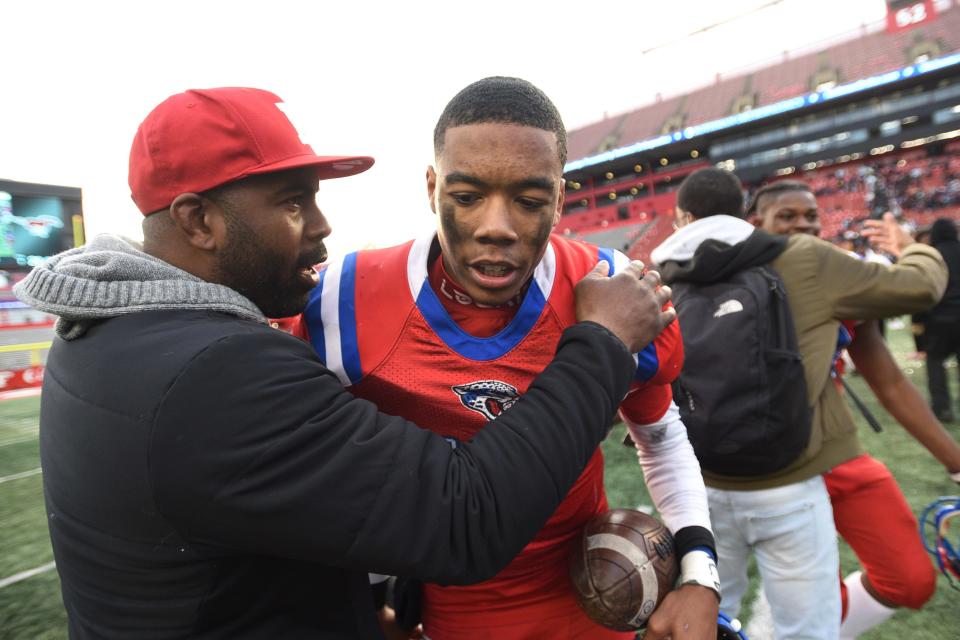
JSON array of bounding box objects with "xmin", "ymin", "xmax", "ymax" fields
[{"xmin": 570, "ymin": 509, "xmax": 679, "ymax": 631}]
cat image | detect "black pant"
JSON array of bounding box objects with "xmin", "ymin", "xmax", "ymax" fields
[{"xmin": 926, "ymin": 320, "xmax": 960, "ymax": 418}]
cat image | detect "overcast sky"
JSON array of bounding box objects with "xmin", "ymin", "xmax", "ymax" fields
[{"xmin": 1, "ymin": 0, "xmax": 891, "ymax": 258}]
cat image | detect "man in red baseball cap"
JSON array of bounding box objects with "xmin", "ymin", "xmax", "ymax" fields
[
  {"xmin": 130, "ymin": 86, "xmax": 374, "ymax": 319},
  {"xmin": 14, "ymin": 86, "xmax": 677, "ymax": 638}
]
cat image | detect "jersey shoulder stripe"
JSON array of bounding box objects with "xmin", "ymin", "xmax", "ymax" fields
[
  {"xmin": 543, "ymin": 237, "xmax": 660, "ymax": 381},
  {"xmin": 303, "ymin": 242, "xmax": 415, "ymax": 386},
  {"xmin": 303, "ymin": 253, "xmax": 363, "ymax": 385},
  {"xmin": 599, "ymin": 244, "xmax": 658, "ymax": 382},
  {"xmin": 338, "ymin": 252, "xmax": 362, "ymax": 384}
]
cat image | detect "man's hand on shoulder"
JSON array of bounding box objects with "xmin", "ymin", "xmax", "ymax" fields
[
  {"xmin": 643, "ymin": 584, "xmax": 720, "ymax": 640},
  {"xmin": 575, "ymin": 260, "xmax": 675, "ymax": 353}
]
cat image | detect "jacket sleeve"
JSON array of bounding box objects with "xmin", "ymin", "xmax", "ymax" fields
[
  {"xmin": 815, "ymin": 238, "xmax": 948, "ymax": 320},
  {"xmin": 149, "ymin": 321, "xmax": 634, "ymax": 585}
]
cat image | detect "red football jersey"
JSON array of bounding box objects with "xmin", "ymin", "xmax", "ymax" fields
[{"xmin": 299, "ymin": 233, "xmax": 682, "ymax": 636}]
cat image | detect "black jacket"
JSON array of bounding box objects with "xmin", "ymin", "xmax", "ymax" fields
[
  {"xmin": 40, "ymin": 310, "xmax": 633, "ymax": 638},
  {"xmin": 928, "ymin": 218, "xmax": 960, "ymax": 323}
]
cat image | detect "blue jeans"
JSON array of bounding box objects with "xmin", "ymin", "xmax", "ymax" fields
[{"xmin": 707, "ymin": 476, "xmax": 841, "ymax": 640}]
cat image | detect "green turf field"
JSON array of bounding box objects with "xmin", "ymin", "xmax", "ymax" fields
[{"xmin": 0, "ymin": 323, "xmax": 957, "ymax": 639}]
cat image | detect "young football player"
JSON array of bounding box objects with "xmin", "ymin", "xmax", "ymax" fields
[
  {"xmin": 294, "ymin": 77, "xmax": 720, "ymax": 640},
  {"xmin": 748, "ymin": 181, "xmax": 960, "ymax": 639}
]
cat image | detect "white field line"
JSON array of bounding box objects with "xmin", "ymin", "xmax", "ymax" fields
[
  {"xmin": 0, "ymin": 467, "xmax": 41, "ymax": 484},
  {"xmin": 0, "ymin": 388, "xmax": 42, "ymax": 401},
  {"xmin": 0, "ymin": 434, "xmax": 39, "ymax": 448},
  {"xmin": 0, "ymin": 561, "xmax": 56, "ymax": 589}
]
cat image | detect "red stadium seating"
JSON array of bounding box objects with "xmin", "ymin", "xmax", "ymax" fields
[
  {"xmin": 625, "ymin": 213, "xmax": 675, "ymax": 266},
  {"xmin": 567, "ymin": 5, "xmax": 960, "ymax": 162},
  {"xmin": 565, "ymin": 145, "xmax": 960, "ymax": 265}
]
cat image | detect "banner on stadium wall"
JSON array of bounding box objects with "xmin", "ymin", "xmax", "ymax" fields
[
  {"xmin": 0, "ymin": 366, "xmax": 44, "ymax": 391},
  {"xmin": 886, "ymin": 0, "xmax": 936, "ymax": 33}
]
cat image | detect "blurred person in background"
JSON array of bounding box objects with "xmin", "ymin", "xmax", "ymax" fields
[
  {"xmin": 924, "ymin": 217, "xmax": 960, "ymax": 423},
  {"xmin": 655, "ymin": 166, "xmax": 944, "ymax": 640},
  {"xmin": 749, "ymin": 181, "xmax": 960, "ymax": 639},
  {"xmin": 911, "ymin": 226, "xmax": 933, "ymax": 359}
]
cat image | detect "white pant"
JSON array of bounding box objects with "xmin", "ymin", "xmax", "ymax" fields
[{"xmin": 707, "ymin": 475, "xmax": 841, "ymax": 640}]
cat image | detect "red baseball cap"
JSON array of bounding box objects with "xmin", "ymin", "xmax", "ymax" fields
[{"xmin": 129, "ymin": 87, "xmax": 374, "ymax": 215}]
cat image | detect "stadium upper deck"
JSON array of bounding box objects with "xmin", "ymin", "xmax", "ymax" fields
[{"xmin": 566, "ymin": 1, "xmax": 960, "ymax": 166}]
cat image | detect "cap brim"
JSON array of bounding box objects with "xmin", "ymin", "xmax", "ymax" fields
[{"xmin": 247, "ymin": 153, "xmax": 375, "ymax": 181}]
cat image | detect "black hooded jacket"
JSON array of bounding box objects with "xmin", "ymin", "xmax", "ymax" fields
[
  {"xmin": 658, "ymin": 228, "xmax": 789, "ymax": 285},
  {"xmin": 15, "ymin": 236, "xmax": 636, "ymax": 639}
]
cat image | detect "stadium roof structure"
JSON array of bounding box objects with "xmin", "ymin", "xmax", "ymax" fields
[{"xmin": 566, "ymin": 4, "xmax": 960, "ymax": 172}]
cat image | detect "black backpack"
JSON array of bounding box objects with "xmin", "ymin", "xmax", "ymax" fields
[{"xmin": 671, "ymin": 265, "xmax": 811, "ymax": 476}]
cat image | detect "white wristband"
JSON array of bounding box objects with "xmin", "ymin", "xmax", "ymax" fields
[
  {"xmin": 950, "ymin": 470, "xmax": 960, "ymax": 484},
  {"xmin": 680, "ymin": 550, "xmax": 721, "ymax": 600}
]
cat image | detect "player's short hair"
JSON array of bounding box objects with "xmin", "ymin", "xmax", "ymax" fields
[
  {"xmin": 433, "ymin": 76, "xmax": 567, "ymax": 166},
  {"xmin": 746, "ymin": 180, "xmax": 812, "ymax": 218},
  {"xmin": 676, "ymin": 168, "xmax": 745, "ymax": 219}
]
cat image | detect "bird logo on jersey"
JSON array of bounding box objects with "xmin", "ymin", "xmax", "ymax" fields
[
  {"xmin": 452, "ymin": 380, "xmax": 519, "ymax": 421},
  {"xmin": 920, "ymin": 496, "xmax": 960, "ymax": 590}
]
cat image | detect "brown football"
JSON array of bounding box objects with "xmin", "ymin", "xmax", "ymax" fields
[{"xmin": 569, "ymin": 509, "xmax": 679, "ymax": 631}]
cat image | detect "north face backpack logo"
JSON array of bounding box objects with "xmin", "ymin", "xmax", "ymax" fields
[{"xmin": 714, "ymin": 299, "xmax": 744, "ymax": 318}]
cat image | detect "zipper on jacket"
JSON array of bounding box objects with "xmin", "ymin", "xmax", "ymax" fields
[{"xmin": 760, "ymin": 268, "xmax": 789, "ymax": 351}]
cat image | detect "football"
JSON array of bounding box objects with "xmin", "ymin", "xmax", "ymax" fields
[{"xmin": 569, "ymin": 509, "xmax": 679, "ymax": 631}]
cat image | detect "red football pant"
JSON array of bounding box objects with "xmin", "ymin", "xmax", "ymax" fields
[{"xmin": 825, "ymin": 454, "xmax": 936, "ymax": 614}]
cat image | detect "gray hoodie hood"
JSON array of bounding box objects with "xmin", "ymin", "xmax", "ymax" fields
[
  {"xmin": 14, "ymin": 234, "xmax": 266, "ymax": 339},
  {"xmin": 651, "ymin": 215, "xmax": 756, "ymax": 264},
  {"xmin": 651, "ymin": 215, "xmax": 788, "ymax": 285}
]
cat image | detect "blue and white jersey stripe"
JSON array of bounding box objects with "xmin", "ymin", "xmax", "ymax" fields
[{"xmin": 305, "ymin": 252, "xmax": 363, "ymax": 386}]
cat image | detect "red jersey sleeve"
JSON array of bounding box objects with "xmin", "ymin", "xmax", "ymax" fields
[
  {"xmin": 617, "ymin": 302, "xmax": 683, "ymax": 425},
  {"xmin": 646, "ymin": 302, "xmax": 683, "ymax": 386},
  {"xmin": 620, "ymin": 382, "xmax": 672, "ymax": 426}
]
